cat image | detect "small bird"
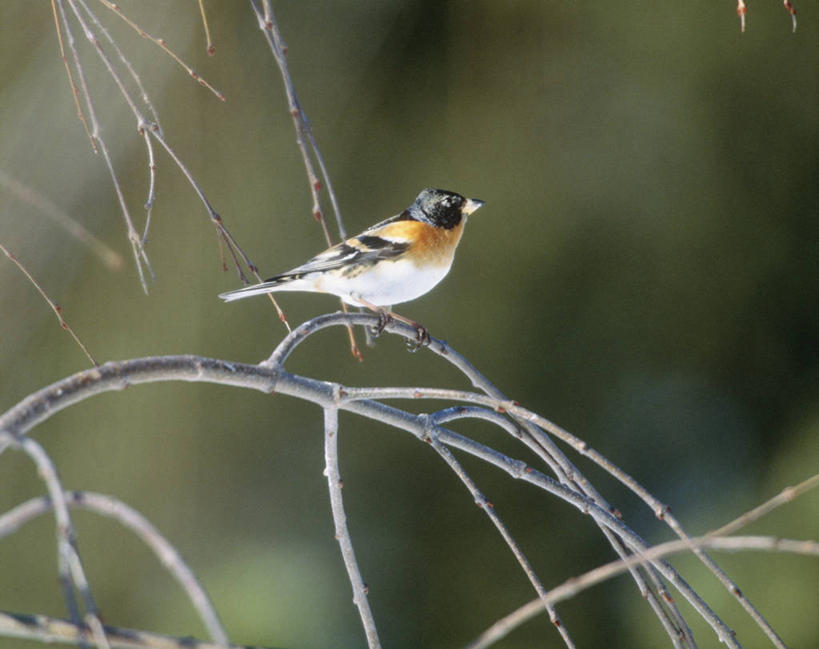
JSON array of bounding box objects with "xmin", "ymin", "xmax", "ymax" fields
[{"xmin": 219, "ymin": 188, "xmax": 484, "ymax": 342}]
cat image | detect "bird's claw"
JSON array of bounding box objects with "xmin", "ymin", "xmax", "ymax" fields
[
  {"xmin": 369, "ymin": 311, "xmax": 391, "ymax": 339},
  {"xmin": 405, "ymin": 326, "xmax": 430, "ymax": 352}
]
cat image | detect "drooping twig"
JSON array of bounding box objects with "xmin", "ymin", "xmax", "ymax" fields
[
  {"xmin": 54, "ymin": 0, "xmax": 154, "ymax": 292},
  {"xmin": 735, "ymin": 0, "xmax": 798, "ymax": 32},
  {"xmin": 783, "ymin": 0, "xmax": 798, "ymax": 32},
  {"xmin": 51, "ymin": 1, "xmax": 290, "ymax": 326},
  {"xmin": 96, "ymin": 0, "xmax": 224, "ymax": 100},
  {"xmin": 51, "ymin": 0, "xmax": 95, "ymax": 150},
  {"xmin": 0, "ymin": 242, "xmax": 97, "ymax": 366},
  {"xmin": 197, "ymin": 0, "xmax": 216, "ymax": 55},
  {"xmin": 250, "ymin": 0, "xmax": 361, "ymax": 358}
]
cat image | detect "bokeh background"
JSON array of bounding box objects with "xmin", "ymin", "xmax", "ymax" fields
[{"xmin": 0, "ymin": 2, "xmax": 816, "ymax": 648}]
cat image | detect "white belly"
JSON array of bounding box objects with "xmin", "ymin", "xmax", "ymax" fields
[{"xmin": 313, "ymin": 258, "xmax": 451, "ymax": 306}]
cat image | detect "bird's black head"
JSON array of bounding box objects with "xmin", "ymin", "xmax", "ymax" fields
[{"xmin": 407, "ymin": 188, "xmax": 485, "ymax": 229}]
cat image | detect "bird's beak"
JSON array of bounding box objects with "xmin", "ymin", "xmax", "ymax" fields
[{"xmin": 463, "ymin": 198, "xmax": 485, "ymax": 216}]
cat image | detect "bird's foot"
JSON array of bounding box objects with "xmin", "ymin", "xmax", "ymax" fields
[
  {"xmin": 369, "ymin": 310, "xmax": 392, "ymax": 339},
  {"xmin": 405, "ymin": 325, "xmax": 430, "ymax": 352}
]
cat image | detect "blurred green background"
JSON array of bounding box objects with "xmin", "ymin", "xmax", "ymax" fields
[{"xmin": 0, "ymin": 2, "xmax": 816, "ymax": 648}]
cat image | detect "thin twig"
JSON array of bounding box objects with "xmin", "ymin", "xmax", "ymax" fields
[
  {"xmin": 51, "ymin": 0, "xmax": 95, "ymax": 151},
  {"xmin": 3, "ymin": 435, "xmax": 110, "ymax": 649},
  {"xmin": 783, "ymin": 0, "xmax": 798, "ymax": 32},
  {"xmin": 0, "ymin": 242, "xmax": 97, "ymax": 366},
  {"xmin": 0, "ymin": 491, "xmax": 229, "ymax": 648},
  {"xmin": 71, "ymin": 0, "xmax": 163, "ymax": 245},
  {"xmin": 56, "ymin": 0, "xmax": 154, "ymax": 292},
  {"xmin": 422, "ymin": 417, "xmax": 576, "ymax": 648},
  {"xmin": 323, "ymin": 406, "xmax": 382, "ymax": 648},
  {"xmin": 198, "ymin": 0, "xmax": 216, "ymax": 55},
  {"xmin": 250, "ymin": 0, "xmax": 359, "ymax": 358},
  {"xmin": 0, "ymin": 171, "xmax": 123, "ymax": 270},
  {"xmin": 96, "ymin": 0, "xmax": 224, "ymax": 100},
  {"xmin": 0, "ymin": 611, "xmax": 265, "ymax": 649},
  {"xmin": 469, "ymin": 474, "xmax": 819, "ymax": 648},
  {"xmin": 57, "ymin": 1, "xmax": 288, "ymax": 323},
  {"xmin": 336, "ymin": 385, "xmax": 781, "ymax": 647},
  {"xmin": 709, "ymin": 473, "xmax": 819, "ymax": 538},
  {"xmin": 465, "ymin": 535, "xmax": 817, "ymax": 649}
]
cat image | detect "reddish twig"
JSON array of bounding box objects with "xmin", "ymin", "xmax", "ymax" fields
[
  {"xmin": 96, "ymin": 0, "xmax": 224, "ymax": 100},
  {"xmin": 197, "ymin": 0, "xmax": 216, "ymax": 55},
  {"xmin": 0, "ymin": 242, "xmax": 97, "ymax": 366}
]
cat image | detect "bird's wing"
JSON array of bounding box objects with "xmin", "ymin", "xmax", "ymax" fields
[{"xmin": 267, "ymin": 219, "xmax": 412, "ymax": 281}]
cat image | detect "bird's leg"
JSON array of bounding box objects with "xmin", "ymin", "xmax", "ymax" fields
[
  {"xmin": 353, "ymin": 297, "xmax": 430, "ymax": 350},
  {"xmin": 373, "ymin": 309, "xmax": 392, "ymax": 338},
  {"xmin": 351, "ymin": 296, "xmax": 391, "ymax": 339}
]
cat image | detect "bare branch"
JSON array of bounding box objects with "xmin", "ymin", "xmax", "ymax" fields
[
  {"xmin": 709, "ymin": 473, "xmax": 819, "ymax": 538},
  {"xmin": 466, "ymin": 535, "xmax": 818, "ymax": 649},
  {"xmin": 0, "ymin": 611, "xmax": 265, "ymax": 649},
  {"xmin": 3, "ymin": 435, "xmax": 110, "ymax": 648},
  {"xmin": 0, "ymin": 491, "xmax": 229, "ymax": 648},
  {"xmin": 0, "ymin": 315, "xmax": 759, "ymax": 648},
  {"xmin": 421, "ymin": 417, "xmax": 576, "ymax": 648},
  {"xmin": 198, "ymin": 0, "xmax": 216, "ymax": 55},
  {"xmin": 95, "ymin": 0, "xmax": 224, "ymax": 100},
  {"xmin": 0, "ymin": 242, "xmax": 97, "ymax": 366},
  {"xmin": 323, "ymin": 407, "xmax": 381, "ymax": 648},
  {"xmin": 249, "ymin": 0, "xmax": 360, "ymax": 357}
]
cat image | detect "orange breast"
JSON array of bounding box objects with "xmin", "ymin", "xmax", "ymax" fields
[{"xmin": 377, "ymin": 220, "xmax": 465, "ymax": 267}]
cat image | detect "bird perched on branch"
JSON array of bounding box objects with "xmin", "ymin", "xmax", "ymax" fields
[{"xmin": 219, "ymin": 187, "xmax": 485, "ymax": 345}]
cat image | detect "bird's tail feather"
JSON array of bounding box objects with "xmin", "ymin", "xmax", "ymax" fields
[{"xmin": 219, "ymin": 279, "xmax": 287, "ymax": 302}]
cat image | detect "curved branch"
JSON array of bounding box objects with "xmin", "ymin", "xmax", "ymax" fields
[
  {"xmin": 0, "ymin": 343, "xmax": 739, "ymax": 646},
  {"xmin": 0, "ymin": 491, "xmax": 229, "ymax": 647}
]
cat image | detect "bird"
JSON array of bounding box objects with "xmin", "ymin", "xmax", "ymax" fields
[{"xmin": 219, "ymin": 188, "xmax": 484, "ymax": 344}]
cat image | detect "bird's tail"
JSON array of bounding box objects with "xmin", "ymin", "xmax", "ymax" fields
[{"xmin": 219, "ymin": 278, "xmax": 288, "ymax": 302}]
